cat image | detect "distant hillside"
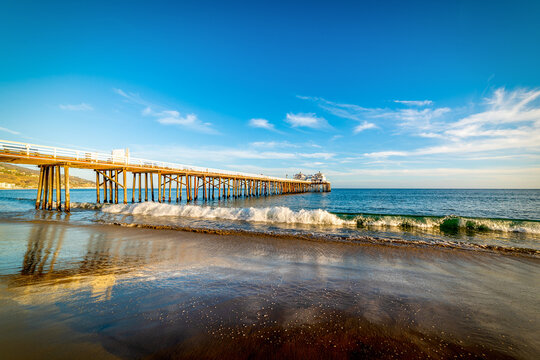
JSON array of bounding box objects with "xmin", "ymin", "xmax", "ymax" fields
[{"xmin": 0, "ymin": 163, "xmax": 94, "ymax": 189}]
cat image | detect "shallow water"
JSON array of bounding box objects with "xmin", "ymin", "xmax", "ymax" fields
[{"xmin": 0, "ymin": 220, "xmax": 539, "ymax": 359}]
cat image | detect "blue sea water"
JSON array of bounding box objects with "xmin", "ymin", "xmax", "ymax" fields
[{"xmin": 1, "ymin": 188, "xmax": 539, "ymax": 252}]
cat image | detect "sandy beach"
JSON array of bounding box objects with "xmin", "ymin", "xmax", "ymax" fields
[{"xmin": 1, "ymin": 219, "xmax": 538, "ymax": 359}]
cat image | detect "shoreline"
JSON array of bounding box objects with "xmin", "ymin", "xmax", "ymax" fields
[
  {"xmin": 108, "ymin": 220, "xmax": 540, "ymax": 257},
  {"xmin": 2, "ymin": 210, "xmax": 539, "ymax": 257}
]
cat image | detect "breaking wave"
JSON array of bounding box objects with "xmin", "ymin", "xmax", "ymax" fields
[
  {"xmin": 98, "ymin": 202, "xmax": 352, "ymax": 226},
  {"xmin": 351, "ymin": 214, "xmax": 540, "ymax": 234},
  {"xmin": 79, "ymin": 202, "xmax": 540, "ymax": 235}
]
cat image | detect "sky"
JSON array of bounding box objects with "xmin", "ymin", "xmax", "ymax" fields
[{"xmin": 1, "ymin": 0, "xmax": 539, "ymax": 188}]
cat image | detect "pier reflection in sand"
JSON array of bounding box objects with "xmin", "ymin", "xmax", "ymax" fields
[{"xmin": 0, "ymin": 221, "xmax": 539, "ymax": 359}]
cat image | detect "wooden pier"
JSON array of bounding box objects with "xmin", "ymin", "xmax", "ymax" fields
[{"xmin": 0, "ymin": 140, "xmax": 331, "ymax": 212}]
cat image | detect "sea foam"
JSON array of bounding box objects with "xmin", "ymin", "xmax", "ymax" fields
[
  {"xmin": 73, "ymin": 202, "xmax": 540, "ymax": 234},
  {"xmin": 100, "ymin": 202, "xmax": 353, "ymax": 226}
]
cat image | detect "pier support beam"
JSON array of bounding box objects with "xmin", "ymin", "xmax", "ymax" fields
[
  {"xmin": 151, "ymin": 173, "xmax": 154, "ymax": 201},
  {"xmin": 47, "ymin": 166, "xmax": 53, "ymax": 210},
  {"xmin": 95, "ymin": 171, "xmax": 100, "ymax": 203},
  {"xmin": 64, "ymin": 166, "xmax": 70, "ymax": 212},
  {"xmin": 145, "ymin": 173, "xmax": 148, "ymax": 202},
  {"xmin": 157, "ymin": 173, "xmax": 162, "ymax": 203},
  {"xmin": 123, "ymin": 170, "xmax": 127, "ymax": 204},
  {"xmin": 35, "ymin": 166, "xmax": 44, "ymax": 209},
  {"xmin": 56, "ymin": 165, "xmax": 61, "ymax": 211}
]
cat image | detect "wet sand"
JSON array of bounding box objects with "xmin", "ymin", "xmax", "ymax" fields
[{"xmin": 0, "ymin": 220, "xmax": 539, "ymax": 359}]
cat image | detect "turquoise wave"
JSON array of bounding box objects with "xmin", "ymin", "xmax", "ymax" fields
[{"xmin": 334, "ymin": 212, "xmax": 540, "ymax": 234}]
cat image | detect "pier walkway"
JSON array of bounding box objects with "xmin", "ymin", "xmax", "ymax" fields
[{"xmin": 0, "ymin": 140, "xmax": 331, "ymax": 212}]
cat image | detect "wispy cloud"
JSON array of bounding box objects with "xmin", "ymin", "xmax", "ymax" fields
[
  {"xmin": 285, "ymin": 112, "xmax": 329, "ymax": 129},
  {"xmin": 142, "ymin": 107, "xmax": 215, "ymax": 134},
  {"xmin": 299, "ymin": 95, "xmax": 451, "ymax": 134},
  {"xmin": 0, "ymin": 126, "xmax": 20, "ymax": 135},
  {"xmin": 394, "ymin": 100, "xmax": 433, "ymax": 106},
  {"xmin": 374, "ymin": 107, "xmax": 451, "ymax": 131},
  {"xmin": 113, "ymin": 88, "xmax": 129, "ymax": 98},
  {"xmin": 115, "ymin": 88, "xmax": 216, "ymax": 133},
  {"xmin": 298, "ymin": 95, "xmax": 371, "ymax": 121},
  {"xmin": 297, "ymin": 96, "xmax": 376, "ymax": 133},
  {"xmin": 248, "ymin": 118, "xmax": 276, "ymax": 131},
  {"xmin": 59, "ymin": 103, "xmax": 93, "ymax": 111},
  {"xmin": 364, "ymin": 87, "xmax": 540, "ymax": 159},
  {"xmin": 354, "ymin": 121, "xmax": 377, "ymax": 133},
  {"xmin": 131, "ymin": 144, "xmax": 335, "ymax": 163},
  {"xmin": 250, "ymin": 141, "xmax": 298, "ymax": 148}
]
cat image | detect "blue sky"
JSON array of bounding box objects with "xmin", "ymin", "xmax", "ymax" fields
[{"xmin": 1, "ymin": 0, "xmax": 539, "ymax": 188}]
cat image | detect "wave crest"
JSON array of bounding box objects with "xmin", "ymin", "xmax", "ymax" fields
[
  {"xmin": 353, "ymin": 214, "xmax": 540, "ymax": 234},
  {"xmin": 74, "ymin": 202, "xmax": 540, "ymax": 234}
]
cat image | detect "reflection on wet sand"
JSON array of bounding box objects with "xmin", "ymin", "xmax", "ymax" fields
[
  {"xmin": 0, "ymin": 220, "xmax": 539, "ymax": 359},
  {"xmin": 22, "ymin": 224, "xmax": 64, "ymax": 275}
]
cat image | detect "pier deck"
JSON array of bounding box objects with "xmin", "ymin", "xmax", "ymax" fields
[{"xmin": 0, "ymin": 140, "xmax": 331, "ymax": 211}]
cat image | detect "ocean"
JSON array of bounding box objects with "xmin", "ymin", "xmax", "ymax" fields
[
  {"xmin": 1, "ymin": 188, "xmax": 539, "ymax": 359},
  {"xmin": 1, "ymin": 188, "xmax": 539, "ymax": 253}
]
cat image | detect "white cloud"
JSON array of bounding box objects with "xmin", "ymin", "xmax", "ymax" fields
[
  {"xmin": 373, "ymin": 107, "xmax": 451, "ymax": 131},
  {"xmin": 298, "ymin": 95, "xmax": 447, "ymax": 133},
  {"xmin": 353, "ymin": 121, "xmax": 377, "ymax": 133},
  {"xmin": 250, "ymin": 141, "xmax": 298, "ymax": 148},
  {"xmin": 285, "ymin": 112, "xmax": 329, "ymax": 129},
  {"xmin": 298, "ymin": 96, "xmax": 371, "ymax": 121},
  {"xmin": 142, "ymin": 107, "xmax": 214, "ymax": 133},
  {"xmin": 364, "ymin": 151, "xmax": 408, "ymax": 158},
  {"xmin": 59, "ymin": 103, "xmax": 93, "ymax": 111},
  {"xmin": 448, "ymin": 88, "xmax": 540, "ymax": 130},
  {"xmin": 115, "ymin": 88, "xmax": 215, "ymax": 133},
  {"xmin": 418, "ymin": 132, "xmax": 444, "ymax": 139},
  {"xmin": 297, "ymin": 152, "xmax": 334, "ymax": 160},
  {"xmin": 249, "ymin": 118, "xmax": 276, "ymax": 131},
  {"xmin": 363, "ymin": 88, "xmax": 540, "ymax": 159},
  {"xmin": 0, "ymin": 126, "xmax": 20, "ymax": 135},
  {"xmin": 113, "ymin": 88, "xmax": 129, "ymax": 98},
  {"xmin": 394, "ymin": 100, "xmax": 433, "ymax": 106},
  {"xmin": 142, "ymin": 106, "xmax": 152, "ymax": 116}
]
